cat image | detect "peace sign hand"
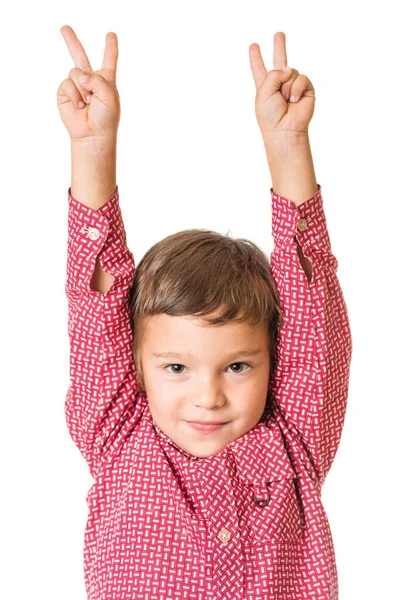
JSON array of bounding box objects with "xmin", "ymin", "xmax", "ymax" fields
[
  {"xmin": 57, "ymin": 25, "xmax": 120, "ymax": 143},
  {"xmin": 249, "ymin": 32, "xmax": 316, "ymax": 143}
]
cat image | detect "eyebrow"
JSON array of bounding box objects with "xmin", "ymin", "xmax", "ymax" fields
[{"xmin": 151, "ymin": 349, "xmax": 263, "ymax": 360}]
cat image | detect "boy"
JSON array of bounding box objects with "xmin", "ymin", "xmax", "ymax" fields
[{"xmin": 59, "ymin": 26, "xmax": 352, "ymax": 600}]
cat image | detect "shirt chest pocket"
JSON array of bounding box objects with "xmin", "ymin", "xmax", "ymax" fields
[{"xmin": 236, "ymin": 455, "xmax": 304, "ymax": 545}]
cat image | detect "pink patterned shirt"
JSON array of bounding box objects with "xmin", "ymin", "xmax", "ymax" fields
[{"xmin": 65, "ymin": 183, "xmax": 352, "ymax": 599}]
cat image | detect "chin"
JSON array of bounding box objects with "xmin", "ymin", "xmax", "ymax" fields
[{"xmin": 190, "ymin": 440, "xmax": 228, "ymax": 459}]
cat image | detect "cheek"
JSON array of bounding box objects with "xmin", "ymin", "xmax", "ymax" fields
[
  {"xmin": 241, "ymin": 379, "xmax": 269, "ymax": 413},
  {"xmin": 145, "ymin": 381, "xmax": 181, "ymax": 415},
  {"xmin": 148, "ymin": 397, "xmax": 183, "ymax": 429},
  {"xmin": 245, "ymin": 398, "xmax": 266, "ymax": 417}
]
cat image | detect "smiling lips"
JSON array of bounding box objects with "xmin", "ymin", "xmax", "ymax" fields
[
  {"xmin": 187, "ymin": 421, "xmax": 226, "ymax": 425},
  {"xmin": 186, "ymin": 421, "xmax": 228, "ymax": 433}
]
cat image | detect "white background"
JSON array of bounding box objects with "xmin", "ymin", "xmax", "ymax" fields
[{"xmin": 1, "ymin": 1, "xmax": 399, "ymax": 599}]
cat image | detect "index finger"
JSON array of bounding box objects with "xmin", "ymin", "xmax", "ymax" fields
[
  {"xmin": 60, "ymin": 25, "xmax": 93, "ymax": 71},
  {"xmin": 273, "ymin": 31, "xmax": 288, "ymax": 70}
]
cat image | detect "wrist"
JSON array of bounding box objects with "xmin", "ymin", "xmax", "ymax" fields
[
  {"xmin": 263, "ymin": 131, "xmax": 310, "ymax": 157},
  {"xmin": 263, "ymin": 133, "xmax": 318, "ymax": 208},
  {"xmin": 71, "ymin": 136, "xmax": 117, "ymax": 155},
  {"xmin": 71, "ymin": 139, "xmax": 117, "ymax": 210}
]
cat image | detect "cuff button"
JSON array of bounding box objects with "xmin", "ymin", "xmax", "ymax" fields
[
  {"xmin": 87, "ymin": 227, "xmax": 100, "ymax": 240},
  {"xmin": 297, "ymin": 218, "xmax": 308, "ymax": 232}
]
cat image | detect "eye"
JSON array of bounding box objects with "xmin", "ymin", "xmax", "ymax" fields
[
  {"xmin": 228, "ymin": 362, "xmax": 252, "ymax": 374},
  {"xmin": 165, "ymin": 364, "xmax": 187, "ymax": 375},
  {"xmin": 164, "ymin": 362, "xmax": 252, "ymax": 375}
]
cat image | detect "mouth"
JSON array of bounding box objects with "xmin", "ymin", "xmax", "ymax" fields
[{"xmin": 185, "ymin": 421, "xmax": 228, "ymax": 434}]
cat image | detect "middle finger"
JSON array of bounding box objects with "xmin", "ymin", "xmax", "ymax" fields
[{"xmin": 273, "ymin": 31, "xmax": 288, "ymax": 70}]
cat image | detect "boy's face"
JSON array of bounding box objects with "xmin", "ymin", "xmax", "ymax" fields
[{"xmin": 139, "ymin": 313, "xmax": 271, "ymax": 458}]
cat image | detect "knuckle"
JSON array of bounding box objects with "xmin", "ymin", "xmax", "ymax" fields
[
  {"xmin": 57, "ymin": 79, "xmax": 66, "ymax": 93},
  {"xmin": 59, "ymin": 78, "xmax": 72, "ymax": 94},
  {"xmin": 68, "ymin": 67, "xmax": 82, "ymax": 78}
]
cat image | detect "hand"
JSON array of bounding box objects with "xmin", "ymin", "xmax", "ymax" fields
[
  {"xmin": 57, "ymin": 25, "xmax": 121, "ymax": 144},
  {"xmin": 249, "ymin": 32, "xmax": 316, "ymax": 142}
]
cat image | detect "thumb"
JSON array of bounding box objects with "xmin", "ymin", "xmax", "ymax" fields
[
  {"xmin": 78, "ymin": 70, "xmax": 115, "ymax": 105},
  {"xmin": 259, "ymin": 66, "xmax": 292, "ymax": 100}
]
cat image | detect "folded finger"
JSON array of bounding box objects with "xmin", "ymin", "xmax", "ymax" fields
[
  {"xmin": 280, "ymin": 68, "xmax": 299, "ymax": 101},
  {"xmin": 57, "ymin": 77, "xmax": 86, "ymax": 109},
  {"xmin": 68, "ymin": 66, "xmax": 93, "ymax": 104},
  {"xmin": 288, "ymin": 74, "xmax": 314, "ymax": 102}
]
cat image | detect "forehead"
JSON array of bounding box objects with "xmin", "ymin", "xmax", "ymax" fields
[
  {"xmin": 142, "ymin": 312, "xmax": 262, "ymax": 330},
  {"xmin": 140, "ymin": 313, "xmax": 267, "ymax": 351}
]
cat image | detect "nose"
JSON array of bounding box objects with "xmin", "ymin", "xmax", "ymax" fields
[{"xmin": 193, "ymin": 377, "xmax": 226, "ymax": 409}]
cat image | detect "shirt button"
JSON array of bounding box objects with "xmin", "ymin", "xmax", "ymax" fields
[
  {"xmin": 217, "ymin": 527, "xmax": 231, "ymax": 545},
  {"xmin": 87, "ymin": 227, "xmax": 100, "ymax": 240},
  {"xmin": 297, "ymin": 218, "xmax": 308, "ymax": 232}
]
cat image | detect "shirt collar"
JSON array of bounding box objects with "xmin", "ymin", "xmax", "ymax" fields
[{"xmin": 147, "ymin": 406, "xmax": 291, "ymax": 483}]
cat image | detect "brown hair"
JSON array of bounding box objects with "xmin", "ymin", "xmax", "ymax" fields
[{"xmin": 128, "ymin": 228, "xmax": 285, "ymax": 394}]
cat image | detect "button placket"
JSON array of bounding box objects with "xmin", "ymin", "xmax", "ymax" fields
[
  {"xmin": 217, "ymin": 527, "xmax": 231, "ymax": 545},
  {"xmin": 297, "ymin": 217, "xmax": 308, "ymax": 232},
  {"xmin": 209, "ymin": 477, "xmax": 244, "ymax": 598}
]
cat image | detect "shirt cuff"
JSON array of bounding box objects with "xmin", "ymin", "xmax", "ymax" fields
[
  {"xmin": 68, "ymin": 185, "xmax": 119, "ymax": 215},
  {"xmin": 67, "ymin": 185, "xmax": 127, "ymax": 294},
  {"xmin": 270, "ymin": 184, "xmax": 329, "ymax": 250}
]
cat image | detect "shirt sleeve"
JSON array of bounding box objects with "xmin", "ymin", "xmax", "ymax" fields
[
  {"xmin": 268, "ymin": 184, "xmax": 353, "ymax": 487},
  {"xmin": 65, "ymin": 185, "xmax": 143, "ymax": 479}
]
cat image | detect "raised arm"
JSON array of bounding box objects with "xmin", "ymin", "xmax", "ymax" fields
[
  {"xmin": 249, "ymin": 33, "xmax": 352, "ymax": 485},
  {"xmin": 58, "ymin": 26, "xmax": 143, "ymax": 479},
  {"xmin": 268, "ymin": 183, "xmax": 352, "ymax": 486}
]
